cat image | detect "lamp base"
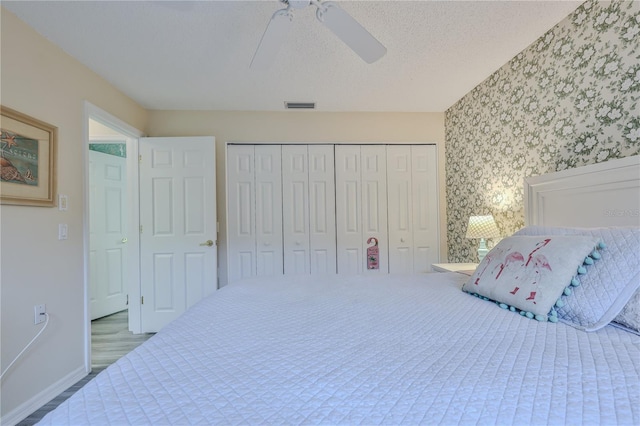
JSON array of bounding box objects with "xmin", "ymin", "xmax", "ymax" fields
[{"xmin": 477, "ymin": 238, "xmax": 489, "ymax": 263}]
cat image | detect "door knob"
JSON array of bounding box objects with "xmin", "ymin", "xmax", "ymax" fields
[
  {"xmin": 121, "ymin": 237, "xmax": 128, "ymax": 244},
  {"xmin": 199, "ymin": 240, "xmax": 214, "ymax": 247}
]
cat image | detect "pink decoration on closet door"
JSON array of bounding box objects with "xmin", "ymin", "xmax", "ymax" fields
[{"xmin": 367, "ymin": 237, "xmax": 379, "ymax": 270}]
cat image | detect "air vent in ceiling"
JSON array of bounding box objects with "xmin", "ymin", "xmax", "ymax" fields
[{"xmin": 284, "ymin": 102, "xmax": 316, "ymax": 110}]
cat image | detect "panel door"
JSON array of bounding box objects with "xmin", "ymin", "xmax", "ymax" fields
[
  {"xmin": 139, "ymin": 136, "xmax": 217, "ymax": 332},
  {"xmin": 411, "ymin": 145, "xmax": 439, "ymax": 272},
  {"xmin": 360, "ymin": 145, "xmax": 389, "ymax": 274},
  {"xmin": 387, "ymin": 145, "xmax": 414, "ymax": 273},
  {"xmin": 255, "ymin": 145, "xmax": 283, "ymax": 277},
  {"xmin": 335, "ymin": 145, "xmax": 388, "ymax": 274},
  {"xmin": 227, "ymin": 145, "xmax": 256, "ymax": 282},
  {"xmin": 308, "ymin": 145, "xmax": 336, "ymax": 274},
  {"xmin": 89, "ymin": 150, "xmax": 128, "ymax": 320},
  {"xmin": 335, "ymin": 145, "xmax": 363, "ymax": 274},
  {"xmin": 282, "ymin": 145, "xmax": 310, "ymax": 274}
]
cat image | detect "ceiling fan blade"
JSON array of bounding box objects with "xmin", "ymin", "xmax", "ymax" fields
[
  {"xmin": 316, "ymin": 1, "xmax": 386, "ymax": 64},
  {"xmin": 251, "ymin": 8, "xmax": 294, "ymax": 70}
]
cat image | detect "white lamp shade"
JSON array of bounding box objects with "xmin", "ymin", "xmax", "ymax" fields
[{"xmin": 466, "ymin": 215, "xmax": 500, "ymax": 239}]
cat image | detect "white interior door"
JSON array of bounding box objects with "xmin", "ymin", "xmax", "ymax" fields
[
  {"xmin": 255, "ymin": 145, "xmax": 284, "ymax": 277},
  {"xmin": 411, "ymin": 145, "xmax": 439, "ymax": 272},
  {"xmin": 227, "ymin": 145, "xmax": 256, "ymax": 283},
  {"xmin": 361, "ymin": 146, "xmax": 389, "ymax": 274},
  {"xmin": 282, "ymin": 145, "xmax": 310, "ymax": 274},
  {"xmin": 335, "ymin": 145, "xmax": 362, "ymax": 274},
  {"xmin": 308, "ymin": 145, "xmax": 336, "ymax": 274},
  {"xmin": 335, "ymin": 145, "xmax": 388, "ymax": 274},
  {"xmin": 387, "ymin": 145, "xmax": 439, "ymax": 273},
  {"xmin": 387, "ymin": 145, "xmax": 414, "ymax": 273},
  {"xmin": 89, "ymin": 150, "xmax": 128, "ymax": 320},
  {"xmin": 139, "ymin": 136, "xmax": 217, "ymax": 332}
]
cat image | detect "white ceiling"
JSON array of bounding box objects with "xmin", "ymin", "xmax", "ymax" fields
[{"xmin": 3, "ymin": 0, "xmax": 583, "ymax": 112}]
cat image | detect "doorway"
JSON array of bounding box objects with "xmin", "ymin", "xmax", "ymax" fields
[
  {"xmin": 84, "ymin": 103, "xmax": 143, "ymax": 373},
  {"xmin": 83, "ymin": 104, "xmax": 218, "ymax": 370},
  {"xmin": 88, "ymin": 119, "xmax": 129, "ymax": 320}
]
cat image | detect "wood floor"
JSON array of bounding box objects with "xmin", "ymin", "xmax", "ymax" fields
[
  {"xmin": 91, "ymin": 310, "xmax": 153, "ymax": 369},
  {"xmin": 17, "ymin": 310, "xmax": 154, "ymax": 425}
]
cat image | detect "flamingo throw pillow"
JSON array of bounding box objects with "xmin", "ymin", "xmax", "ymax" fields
[
  {"xmin": 462, "ymin": 235, "xmax": 603, "ymax": 322},
  {"xmin": 513, "ymin": 226, "xmax": 640, "ymax": 332}
]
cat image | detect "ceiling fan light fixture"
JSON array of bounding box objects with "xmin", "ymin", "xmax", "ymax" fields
[{"xmin": 284, "ymin": 101, "xmax": 316, "ymax": 110}]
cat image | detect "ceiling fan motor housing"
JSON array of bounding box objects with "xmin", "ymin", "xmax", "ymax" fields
[{"xmin": 285, "ymin": 0, "xmax": 312, "ymax": 9}]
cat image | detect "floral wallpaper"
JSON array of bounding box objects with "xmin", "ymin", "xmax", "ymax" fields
[{"xmin": 445, "ymin": 0, "xmax": 640, "ymax": 262}]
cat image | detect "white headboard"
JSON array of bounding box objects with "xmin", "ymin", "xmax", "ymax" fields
[{"xmin": 525, "ymin": 156, "xmax": 640, "ymax": 228}]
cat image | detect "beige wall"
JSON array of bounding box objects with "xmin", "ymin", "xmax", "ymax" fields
[
  {"xmin": 146, "ymin": 110, "xmax": 447, "ymax": 285},
  {"xmin": 1, "ymin": 6, "xmax": 445, "ymax": 422},
  {"xmin": 1, "ymin": 8, "xmax": 147, "ymax": 421}
]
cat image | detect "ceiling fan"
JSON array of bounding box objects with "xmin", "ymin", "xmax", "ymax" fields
[{"xmin": 251, "ymin": 0, "xmax": 386, "ymax": 69}]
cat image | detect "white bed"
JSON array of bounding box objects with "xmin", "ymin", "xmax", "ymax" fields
[{"xmin": 38, "ymin": 157, "xmax": 640, "ymax": 425}]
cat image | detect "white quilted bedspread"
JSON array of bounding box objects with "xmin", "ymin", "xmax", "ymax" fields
[{"xmin": 39, "ymin": 273, "xmax": 639, "ymax": 425}]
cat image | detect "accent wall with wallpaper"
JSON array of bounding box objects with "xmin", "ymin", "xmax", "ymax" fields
[{"xmin": 445, "ymin": 0, "xmax": 640, "ymax": 262}]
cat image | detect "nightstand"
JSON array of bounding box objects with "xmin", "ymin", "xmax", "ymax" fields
[{"xmin": 431, "ymin": 263, "xmax": 478, "ymax": 274}]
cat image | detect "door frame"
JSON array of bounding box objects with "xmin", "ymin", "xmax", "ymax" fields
[{"xmin": 83, "ymin": 102, "xmax": 144, "ymax": 373}]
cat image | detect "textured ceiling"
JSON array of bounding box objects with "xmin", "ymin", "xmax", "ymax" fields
[{"xmin": 3, "ymin": 1, "xmax": 583, "ymax": 112}]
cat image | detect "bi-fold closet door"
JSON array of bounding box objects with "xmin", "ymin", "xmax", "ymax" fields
[
  {"xmin": 334, "ymin": 144, "xmax": 439, "ymax": 275},
  {"xmin": 282, "ymin": 145, "xmax": 337, "ymax": 275},
  {"xmin": 386, "ymin": 145, "xmax": 439, "ymax": 273},
  {"xmin": 335, "ymin": 145, "xmax": 389, "ymax": 274},
  {"xmin": 227, "ymin": 145, "xmax": 335, "ymax": 283},
  {"xmin": 227, "ymin": 143, "xmax": 439, "ymax": 283},
  {"xmin": 227, "ymin": 145, "xmax": 283, "ymax": 282}
]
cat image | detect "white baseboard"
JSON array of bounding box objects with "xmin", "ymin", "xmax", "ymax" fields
[{"xmin": 1, "ymin": 365, "xmax": 87, "ymax": 426}]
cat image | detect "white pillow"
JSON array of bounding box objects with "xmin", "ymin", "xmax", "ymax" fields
[
  {"xmin": 613, "ymin": 289, "xmax": 640, "ymax": 335},
  {"xmin": 462, "ymin": 235, "xmax": 602, "ymax": 321},
  {"xmin": 514, "ymin": 226, "xmax": 640, "ymax": 331}
]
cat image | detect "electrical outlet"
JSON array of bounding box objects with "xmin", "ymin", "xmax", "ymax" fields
[{"xmin": 34, "ymin": 304, "xmax": 46, "ymax": 325}]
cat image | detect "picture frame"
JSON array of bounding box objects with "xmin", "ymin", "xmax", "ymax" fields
[{"xmin": 1, "ymin": 106, "xmax": 57, "ymax": 207}]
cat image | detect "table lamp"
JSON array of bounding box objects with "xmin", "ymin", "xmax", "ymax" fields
[{"xmin": 466, "ymin": 215, "xmax": 500, "ymax": 262}]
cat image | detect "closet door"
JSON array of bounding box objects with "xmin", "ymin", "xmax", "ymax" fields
[
  {"xmin": 227, "ymin": 145, "xmax": 256, "ymax": 282},
  {"xmin": 361, "ymin": 146, "xmax": 388, "ymax": 274},
  {"xmin": 255, "ymin": 145, "xmax": 283, "ymax": 276},
  {"xmin": 308, "ymin": 145, "xmax": 337, "ymax": 273},
  {"xmin": 335, "ymin": 145, "xmax": 388, "ymax": 274},
  {"xmin": 336, "ymin": 146, "xmax": 362, "ymax": 274},
  {"xmin": 360, "ymin": 145, "xmax": 389, "ymax": 274},
  {"xmin": 387, "ymin": 145, "xmax": 439, "ymax": 273},
  {"xmin": 387, "ymin": 145, "xmax": 414, "ymax": 273},
  {"xmin": 282, "ymin": 145, "xmax": 311, "ymax": 274},
  {"xmin": 411, "ymin": 145, "xmax": 439, "ymax": 272}
]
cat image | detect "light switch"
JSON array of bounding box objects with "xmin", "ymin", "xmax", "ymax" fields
[
  {"xmin": 58, "ymin": 224, "xmax": 68, "ymax": 240},
  {"xmin": 58, "ymin": 194, "xmax": 68, "ymax": 211}
]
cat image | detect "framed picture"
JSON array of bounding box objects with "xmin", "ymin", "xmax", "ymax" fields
[{"xmin": 1, "ymin": 106, "xmax": 57, "ymax": 206}]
